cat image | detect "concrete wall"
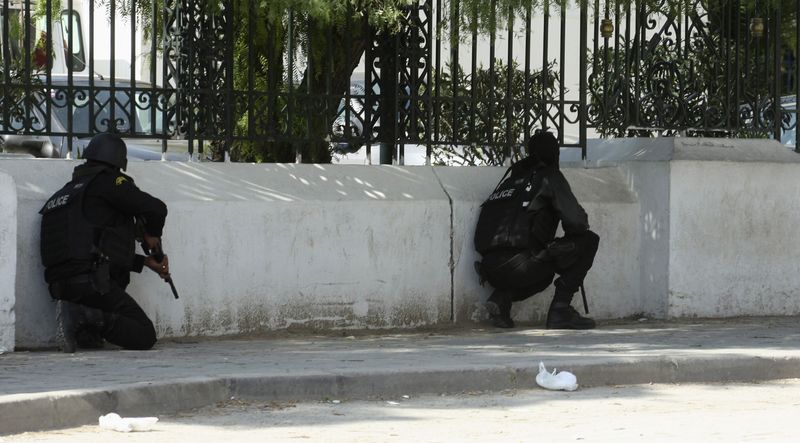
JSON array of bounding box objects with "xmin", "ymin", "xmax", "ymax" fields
[
  {"xmin": 589, "ymin": 138, "xmax": 673, "ymax": 318},
  {"xmin": 2, "ymin": 137, "xmax": 800, "ymax": 349},
  {"xmin": 667, "ymin": 140, "xmax": 800, "ymax": 317},
  {"xmin": 0, "ymin": 161, "xmax": 456, "ymax": 348},
  {"xmin": 0, "ymin": 172, "xmax": 15, "ymax": 352},
  {"xmin": 0, "ymin": 158, "xmax": 639, "ymax": 349},
  {"xmin": 589, "ymin": 137, "xmax": 800, "ymax": 319}
]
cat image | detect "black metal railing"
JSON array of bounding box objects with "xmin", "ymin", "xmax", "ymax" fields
[
  {"xmin": 587, "ymin": 0, "xmax": 795, "ymax": 148},
  {"xmin": 0, "ymin": 0, "xmax": 796, "ymax": 165}
]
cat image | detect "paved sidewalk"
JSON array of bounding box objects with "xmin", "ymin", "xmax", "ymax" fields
[{"xmin": 2, "ymin": 317, "xmax": 800, "ymax": 435}]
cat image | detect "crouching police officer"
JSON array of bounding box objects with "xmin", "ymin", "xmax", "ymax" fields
[
  {"xmin": 39, "ymin": 133, "xmax": 170, "ymax": 352},
  {"xmin": 474, "ymin": 131, "xmax": 599, "ymax": 329}
]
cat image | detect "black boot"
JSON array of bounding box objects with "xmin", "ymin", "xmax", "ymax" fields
[
  {"xmin": 55, "ymin": 300, "xmax": 81, "ymax": 353},
  {"xmin": 546, "ymin": 302, "xmax": 596, "ymax": 330},
  {"xmin": 75, "ymin": 307, "xmax": 107, "ymax": 349},
  {"xmin": 485, "ymin": 292, "xmax": 515, "ymax": 329}
]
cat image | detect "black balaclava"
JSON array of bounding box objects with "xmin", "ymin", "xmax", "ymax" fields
[{"xmin": 527, "ymin": 131, "xmax": 559, "ymax": 167}]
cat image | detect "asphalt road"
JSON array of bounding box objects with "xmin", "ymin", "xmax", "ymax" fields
[{"xmin": 5, "ymin": 380, "xmax": 800, "ymax": 442}]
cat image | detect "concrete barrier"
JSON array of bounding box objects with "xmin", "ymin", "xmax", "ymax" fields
[
  {"xmin": 0, "ymin": 161, "xmax": 456, "ymax": 348},
  {"xmin": 667, "ymin": 140, "xmax": 800, "ymax": 317},
  {"xmin": 1, "ymin": 137, "xmax": 798, "ymax": 349},
  {"xmin": 0, "ymin": 172, "xmax": 15, "ymax": 352},
  {"xmin": 0, "ymin": 160, "xmax": 88, "ymax": 350},
  {"xmin": 589, "ymin": 137, "xmax": 800, "ymax": 318}
]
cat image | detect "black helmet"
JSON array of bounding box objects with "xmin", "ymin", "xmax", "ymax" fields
[
  {"xmin": 527, "ymin": 131, "xmax": 559, "ymax": 166},
  {"xmin": 83, "ymin": 133, "xmax": 128, "ymax": 170}
]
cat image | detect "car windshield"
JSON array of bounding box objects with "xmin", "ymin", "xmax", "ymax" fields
[{"xmin": 50, "ymin": 88, "xmax": 164, "ymax": 135}]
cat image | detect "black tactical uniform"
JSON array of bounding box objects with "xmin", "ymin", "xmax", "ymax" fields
[
  {"xmin": 474, "ymin": 132, "xmax": 599, "ymax": 329},
  {"xmin": 40, "ymin": 133, "xmax": 167, "ymax": 351}
]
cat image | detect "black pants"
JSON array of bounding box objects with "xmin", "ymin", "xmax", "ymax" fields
[
  {"xmin": 49, "ymin": 276, "xmax": 157, "ymax": 350},
  {"xmin": 481, "ymin": 230, "xmax": 599, "ymax": 316}
]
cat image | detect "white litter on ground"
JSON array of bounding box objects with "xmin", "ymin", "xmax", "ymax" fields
[
  {"xmin": 535, "ymin": 362, "xmax": 578, "ymax": 391},
  {"xmin": 98, "ymin": 413, "xmax": 158, "ymax": 432}
]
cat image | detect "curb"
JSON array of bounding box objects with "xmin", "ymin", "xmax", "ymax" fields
[{"xmin": 3, "ymin": 354, "xmax": 799, "ymax": 435}]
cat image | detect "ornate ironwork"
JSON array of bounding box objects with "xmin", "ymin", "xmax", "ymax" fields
[
  {"xmin": 587, "ymin": 0, "xmax": 793, "ymax": 142},
  {"xmin": 1, "ymin": 0, "xmax": 796, "ymax": 163}
]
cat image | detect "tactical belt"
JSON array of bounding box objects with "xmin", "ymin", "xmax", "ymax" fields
[
  {"xmin": 49, "ymin": 273, "xmax": 93, "ymax": 301},
  {"xmin": 54, "ymin": 273, "xmax": 94, "ymax": 286}
]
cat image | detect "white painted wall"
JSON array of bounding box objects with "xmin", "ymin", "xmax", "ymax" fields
[
  {"xmin": 589, "ymin": 137, "xmax": 800, "ymax": 319},
  {"xmin": 0, "ymin": 172, "xmax": 16, "ymax": 352},
  {"xmin": 588, "ymin": 138, "xmax": 674, "ymax": 318},
  {"xmin": 0, "ymin": 160, "xmax": 79, "ymax": 348},
  {"xmin": 667, "ymin": 139, "xmax": 800, "ymax": 317},
  {"xmin": 2, "ymin": 137, "xmax": 800, "ymax": 349},
  {"xmin": 0, "ymin": 161, "xmax": 455, "ymax": 348}
]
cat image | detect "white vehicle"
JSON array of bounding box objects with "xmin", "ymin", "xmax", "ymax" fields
[
  {"xmin": 2, "ymin": 0, "xmax": 156, "ymax": 81},
  {"xmin": 1, "ymin": 74, "xmax": 191, "ymax": 161},
  {"xmin": 1, "ymin": 3, "xmax": 195, "ymax": 161},
  {"xmin": 0, "ymin": 0, "xmax": 87, "ymax": 74}
]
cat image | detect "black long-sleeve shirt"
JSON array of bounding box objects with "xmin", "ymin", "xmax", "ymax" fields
[
  {"xmin": 79, "ymin": 163, "xmax": 167, "ymax": 237},
  {"xmin": 45, "ymin": 162, "xmax": 167, "ymax": 283},
  {"xmin": 528, "ymin": 163, "xmax": 589, "ymax": 249}
]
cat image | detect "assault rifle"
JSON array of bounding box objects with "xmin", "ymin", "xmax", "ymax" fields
[{"xmin": 136, "ymin": 218, "xmax": 179, "ymax": 299}]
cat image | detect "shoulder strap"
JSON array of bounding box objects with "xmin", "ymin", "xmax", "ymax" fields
[{"xmin": 490, "ymin": 165, "xmax": 514, "ymax": 193}]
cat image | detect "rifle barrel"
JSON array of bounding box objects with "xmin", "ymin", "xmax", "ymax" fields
[{"xmin": 167, "ymin": 278, "xmax": 179, "ymax": 299}]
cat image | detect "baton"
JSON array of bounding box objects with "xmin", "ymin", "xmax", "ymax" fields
[{"xmin": 580, "ymin": 283, "xmax": 589, "ymax": 314}]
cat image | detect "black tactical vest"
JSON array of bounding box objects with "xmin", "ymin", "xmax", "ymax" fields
[
  {"xmin": 474, "ymin": 160, "xmax": 541, "ymax": 255},
  {"xmin": 39, "ymin": 169, "xmax": 135, "ymax": 274}
]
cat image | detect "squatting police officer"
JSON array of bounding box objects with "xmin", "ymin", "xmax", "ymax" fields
[
  {"xmin": 39, "ymin": 133, "xmax": 170, "ymax": 352},
  {"xmin": 474, "ymin": 131, "xmax": 599, "ymax": 329}
]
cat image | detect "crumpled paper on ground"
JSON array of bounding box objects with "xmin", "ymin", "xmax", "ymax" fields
[
  {"xmin": 98, "ymin": 413, "xmax": 158, "ymax": 432},
  {"xmin": 535, "ymin": 362, "xmax": 578, "ymax": 391}
]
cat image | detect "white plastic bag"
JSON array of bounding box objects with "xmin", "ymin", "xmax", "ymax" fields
[
  {"xmin": 98, "ymin": 412, "xmax": 158, "ymax": 432},
  {"xmin": 535, "ymin": 362, "xmax": 578, "ymax": 391}
]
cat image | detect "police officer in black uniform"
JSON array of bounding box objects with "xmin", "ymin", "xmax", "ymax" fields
[
  {"xmin": 39, "ymin": 133, "xmax": 169, "ymax": 352},
  {"xmin": 474, "ymin": 131, "xmax": 599, "ymax": 329}
]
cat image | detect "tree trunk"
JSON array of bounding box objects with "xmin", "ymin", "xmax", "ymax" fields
[{"xmin": 295, "ymin": 20, "xmax": 370, "ymax": 163}]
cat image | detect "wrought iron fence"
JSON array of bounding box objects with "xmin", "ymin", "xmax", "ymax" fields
[
  {"xmin": 587, "ymin": 0, "xmax": 795, "ymax": 147},
  {"xmin": 0, "ymin": 0, "xmax": 796, "ymax": 165}
]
